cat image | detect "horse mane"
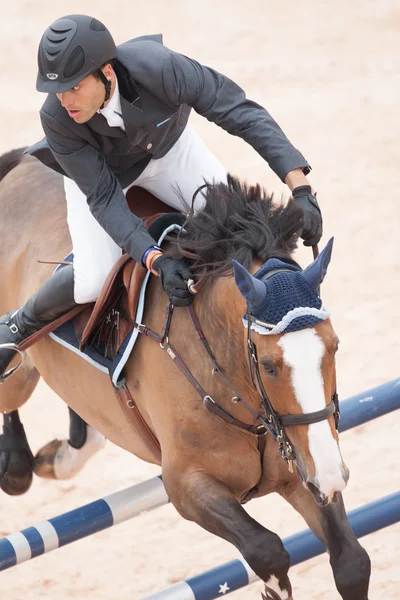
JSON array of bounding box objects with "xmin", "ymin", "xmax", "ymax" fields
[
  {"xmin": 173, "ymin": 175, "xmax": 304, "ymax": 287},
  {"xmin": 0, "ymin": 148, "xmax": 26, "ymax": 183}
]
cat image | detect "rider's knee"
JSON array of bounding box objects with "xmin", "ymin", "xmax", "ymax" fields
[{"xmin": 73, "ymin": 270, "xmax": 108, "ymax": 304}]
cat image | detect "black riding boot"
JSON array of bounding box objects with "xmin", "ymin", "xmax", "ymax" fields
[{"xmin": 0, "ymin": 265, "xmax": 77, "ymax": 380}]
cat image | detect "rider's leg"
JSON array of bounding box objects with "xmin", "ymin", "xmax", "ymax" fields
[
  {"xmin": 64, "ymin": 176, "xmax": 122, "ymax": 304},
  {"xmin": 132, "ymin": 125, "xmax": 228, "ymax": 211},
  {"xmin": 0, "ymin": 264, "xmax": 76, "ymax": 378}
]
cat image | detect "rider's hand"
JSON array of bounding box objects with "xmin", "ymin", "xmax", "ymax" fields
[
  {"xmin": 152, "ymin": 255, "xmax": 194, "ymax": 307},
  {"xmin": 292, "ymin": 185, "xmax": 323, "ymax": 247}
]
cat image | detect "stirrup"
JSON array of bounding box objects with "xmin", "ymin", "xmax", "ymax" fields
[{"xmin": 0, "ymin": 344, "xmax": 26, "ymax": 383}]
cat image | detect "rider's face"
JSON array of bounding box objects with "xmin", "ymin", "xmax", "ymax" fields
[{"xmin": 56, "ymin": 65, "xmax": 114, "ymax": 124}]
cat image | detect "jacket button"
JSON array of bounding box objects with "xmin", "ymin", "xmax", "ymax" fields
[{"xmin": 147, "ymin": 143, "xmax": 153, "ymax": 150}]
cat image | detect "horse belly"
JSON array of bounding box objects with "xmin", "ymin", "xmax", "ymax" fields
[{"xmin": 28, "ymin": 337, "xmax": 160, "ymax": 465}]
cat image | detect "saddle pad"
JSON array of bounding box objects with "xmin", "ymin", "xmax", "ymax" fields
[{"xmin": 49, "ymin": 223, "xmax": 183, "ymax": 383}]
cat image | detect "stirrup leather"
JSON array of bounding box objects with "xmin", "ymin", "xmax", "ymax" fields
[{"xmin": 0, "ymin": 343, "xmax": 26, "ymax": 383}]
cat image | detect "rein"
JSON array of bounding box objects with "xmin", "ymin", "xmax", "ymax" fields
[{"xmin": 135, "ymin": 300, "xmax": 340, "ymax": 474}]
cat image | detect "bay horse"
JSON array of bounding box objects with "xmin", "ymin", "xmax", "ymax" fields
[{"xmin": 0, "ymin": 149, "xmax": 370, "ymax": 599}]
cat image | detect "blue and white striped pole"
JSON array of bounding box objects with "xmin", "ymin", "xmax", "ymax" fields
[
  {"xmin": 0, "ymin": 378, "xmax": 398, "ymax": 572},
  {"xmin": 0, "ymin": 476, "xmax": 168, "ymax": 571},
  {"xmin": 142, "ymin": 491, "xmax": 400, "ymax": 600}
]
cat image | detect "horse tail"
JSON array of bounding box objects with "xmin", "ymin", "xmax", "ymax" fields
[{"xmin": 0, "ymin": 147, "xmax": 27, "ymax": 183}]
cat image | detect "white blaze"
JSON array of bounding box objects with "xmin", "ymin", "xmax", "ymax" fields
[{"xmin": 278, "ymin": 329, "xmax": 345, "ymax": 499}]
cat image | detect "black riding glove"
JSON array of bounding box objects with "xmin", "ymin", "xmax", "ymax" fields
[
  {"xmin": 292, "ymin": 185, "xmax": 323, "ymax": 247},
  {"xmin": 152, "ymin": 255, "xmax": 194, "ymax": 307}
]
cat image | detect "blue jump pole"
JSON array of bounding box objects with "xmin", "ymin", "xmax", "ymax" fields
[
  {"xmin": 338, "ymin": 378, "xmax": 400, "ymax": 432},
  {"xmin": 0, "ymin": 378, "xmax": 398, "ymax": 573},
  {"xmin": 143, "ymin": 491, "xmax": 400, "ymax": 600}
]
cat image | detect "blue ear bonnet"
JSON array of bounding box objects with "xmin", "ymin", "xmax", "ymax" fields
[
  {"xmin": 233, "ymin": 237, "xmax": 334, "ymax": 335},
  {"xmin": 247, "ymin": 259, "xmax": 329, "ymax": 334}
]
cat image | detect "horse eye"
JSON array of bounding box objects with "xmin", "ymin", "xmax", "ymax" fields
[{"xmin": 261, "ymin": 360, "xmax": 277, "ymax": 376}]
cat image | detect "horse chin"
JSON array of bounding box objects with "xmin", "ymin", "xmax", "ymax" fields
[
  {"xmin": 296, "ymin": 462, "xmax": 342, "ymax": 506},
  {"xmin": 307, "ymin": 483, "xmax": 341, "ymax": 507}
]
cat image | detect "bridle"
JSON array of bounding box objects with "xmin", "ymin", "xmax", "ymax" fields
[
  {"xmin": 243, "ymin": 266, "xmax": 340, "ymax": 471},
  {"xmin": 245, "ymin": 314, "xmax": 339, "ymax": 472},
  {"xmin": 136, "ymin": 286, "xmax": 340, "ymax": 475}
]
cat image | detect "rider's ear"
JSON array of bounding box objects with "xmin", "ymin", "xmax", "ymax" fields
[
  {"xmin": 302, "ymin": 237, "xmax": 334, "ymax": 291},
  {"xmin": 232, "ymin": 260, "xmax": 267, "ymax": 307}
]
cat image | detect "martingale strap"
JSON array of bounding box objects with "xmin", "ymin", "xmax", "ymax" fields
[
  {"xmin": 114, "ymin": 379, "xmax": 162, "ymax": 463},
  {"xmin": 135, "ymin": 314, "xmax": 266, "ymax": 437}
]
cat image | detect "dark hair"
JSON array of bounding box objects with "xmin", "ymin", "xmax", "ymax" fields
[
  {"xmin": 92, "ymin": 58, "xmax": 115, "ymax": 79},
  {"xmin": 171, "ymin": 175, "xmax": 304, "ymax": 289}
]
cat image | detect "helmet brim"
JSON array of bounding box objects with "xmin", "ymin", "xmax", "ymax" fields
[{"xmin": 36, "ymin": 70, "xmax": 92, "ymax": 94}]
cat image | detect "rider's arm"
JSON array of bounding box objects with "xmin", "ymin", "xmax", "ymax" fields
[
  {"xmin": 40, "ymin": 111, "xmax": 158, "ymax": 265},
  {"xmin": 160, "ymin": 49, "xmax": 311, "ymax": 184}
]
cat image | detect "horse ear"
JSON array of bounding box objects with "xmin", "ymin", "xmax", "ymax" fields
[
  {"xmin": 302, "ymin": 237, "xmax": 334, "ymax": 291},
  {"xmin": 232, "ymin": 260, "xmax": 267, "ymax": 307}
]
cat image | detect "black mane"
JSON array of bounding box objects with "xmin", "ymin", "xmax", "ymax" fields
[{"xmin": 172, "ymin": 175, "xmax": 304, "ymax": 286}]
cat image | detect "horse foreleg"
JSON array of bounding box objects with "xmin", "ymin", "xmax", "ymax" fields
[
  {"xmin": 34, "ymin": 407, "xmax": 106, "ymax": 479},
  {"xmin": 164, "ymin": 468, "xmax": 293, "ymax": 600},
  {"xmin": 280, "ymin": 480, "xmax": 371, "ymax": 599},
  {"xmin": 0, "ymin": 410, "xmax": 35, "ymax": 495}
]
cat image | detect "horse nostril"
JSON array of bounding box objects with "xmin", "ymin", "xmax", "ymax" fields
[
  {"xmin": 306, "ymin": 480, "xmax": 329, "ymax": 506},
  {"xmin": 306, "ymin": 480, "xmax": 320, "ymax": 496}
]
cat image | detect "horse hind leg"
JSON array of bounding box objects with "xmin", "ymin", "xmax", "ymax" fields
[
  {"xmin": 34, "ymin": 407, "xmax": 106, "ymax": 480},
  {"xmin": 0, "ymin": 359, "xmax": 40, "ymax": 495}
]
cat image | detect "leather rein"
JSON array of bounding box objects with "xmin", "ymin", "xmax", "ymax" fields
[{"xmin": 135, "ymin": 297, "xmax": 340, "ymax": 474}]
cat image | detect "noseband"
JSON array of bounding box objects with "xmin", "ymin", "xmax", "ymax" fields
[{"xmin": 136, "ymin": 296, "xmax": 340, "ymax": 474}]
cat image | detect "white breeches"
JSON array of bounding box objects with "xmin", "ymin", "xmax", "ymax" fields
[{"xmin": 65, "ymin": 126, "xmax": 227, "ymax": 304}]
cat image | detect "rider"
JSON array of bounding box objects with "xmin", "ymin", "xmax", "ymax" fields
[{"xmin": 0, "ymin": 14, "xmax": 322, "ymax": 379}]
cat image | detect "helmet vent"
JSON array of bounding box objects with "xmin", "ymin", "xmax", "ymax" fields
[
  {"xmin": 90, "ymin": 18, "xmax": 106, "ymax": 31},
  {"xmin": 64, "ymin": 46, "xmax": 85, "ymax": 78},
  {"xmin": 47, "ymin": 34, "xmax": 68, "ymax": 44},
  {"xmin": 50, "ymin": 26, "xmax": 73, "ymax": 34}
]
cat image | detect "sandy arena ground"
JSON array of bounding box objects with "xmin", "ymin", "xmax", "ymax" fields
[{"xmin": 0, "ymin": 1, "xmax": 399, "ymax": 598}]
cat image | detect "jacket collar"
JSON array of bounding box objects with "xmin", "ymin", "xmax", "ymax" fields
[{"xmin": 87, "ymin": 61, "xmax": 142, "ymax": 138}]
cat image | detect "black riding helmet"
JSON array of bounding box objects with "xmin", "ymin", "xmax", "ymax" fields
[{"xmin": 36, "ymin": 14, "xmax": 117, "ymax": 103}]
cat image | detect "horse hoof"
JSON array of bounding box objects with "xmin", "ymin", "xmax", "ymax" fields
[
  {"xmin": 262, "ymin": 582, "xmax": 293, "ymax": 600},
  {"xmin": 0, "ymin": 431, "xmax": 35, "ymax": 495},
  {"xmin": 33, "ymin": 439, "xmax": 63, "ymax": 479},
  {"xmin": 35, "ymin": 427, "xmax": 106, "ymax": 481},
  {"xmin": 0, "ymin": 468, "xmax": 33, "ymax": 495}
]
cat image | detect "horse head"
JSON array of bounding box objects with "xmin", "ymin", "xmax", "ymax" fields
[{"xmin": 233, "ymin": 238, "xmax": 349, "ymax": 506}]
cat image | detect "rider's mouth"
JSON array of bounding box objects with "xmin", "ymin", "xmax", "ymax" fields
[{"xmin": 67, "ymin": 109, "xmax": 81, "ymax": 119}]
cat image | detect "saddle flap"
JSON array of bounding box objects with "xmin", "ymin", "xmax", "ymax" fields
[{"xmin": 80, "ymin": 253, "xmax": 132, "ymax": 349}]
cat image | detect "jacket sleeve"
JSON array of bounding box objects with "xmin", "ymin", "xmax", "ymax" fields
[
  {"xmin": 40, "ymin": 111, "xmax": 158, "ymax": 264},
  {"xmin": 161, "ymin": 51, "xmax": 310, "ymax": 182}
]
